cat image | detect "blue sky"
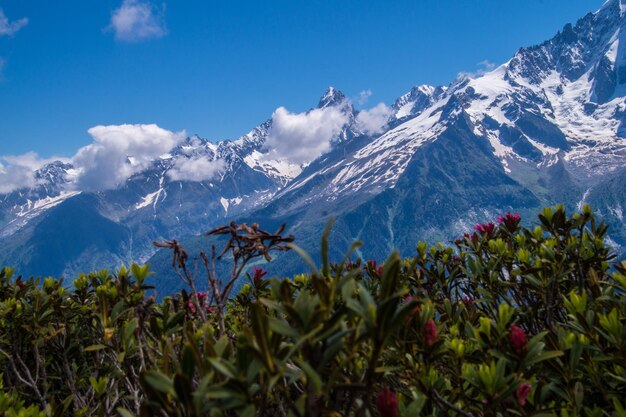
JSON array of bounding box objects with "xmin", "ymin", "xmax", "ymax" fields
[{"xmin": 0, "ymin": 0, "xmax": 606, "ymax": 158}]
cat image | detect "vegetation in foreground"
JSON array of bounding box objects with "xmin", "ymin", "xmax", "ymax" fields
[{"xmin": 1, "ymin": 205, "xmax": 626, "ymax": 417}]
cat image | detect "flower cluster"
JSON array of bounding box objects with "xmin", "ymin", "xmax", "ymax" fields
[
  {"xmin": 187, "ymin": 291, "xmax": 215, "ymax": 314},
  {"xmin": 475, "ymin": 222, "xmax": 496, "ymax": 237},
  {"xmin": 424, "ymin": 319, "xmax": 439, "ymax": 348},
  {"xmin": 509, "ymin": 324, "xmax": 528, "ymax": 356},
  {"xmin": 376, "ymin": 388, "xmax": 398, "ymax": 417},
  {"xmin": 498, "ymin": 212, "xmax": 521, "ymax": 232},
  {"xmin": 517, "ymin": 383, "xmax": 531, "ymax": 407},
  {"xmin": 253, "ymin": 267, "xmax": 267, "ymax": 285}
]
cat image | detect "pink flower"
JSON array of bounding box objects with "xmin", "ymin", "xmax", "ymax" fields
[
  {"xmin": 498, "ymin": 212, "xmax": 521, "ymax": 232},
  {"xmin": 474, "ymin": 222, "xmax": 495, "ymax": 237},
  {"xmin": 509, "ymin": 324, "xmax": 529, "ymax": 356},
  {"xmin": 207, "ymin": 306, "xmax": 216, "ymax": 314},
  {"xmin": 424, "ymin": 319, "xmax": 439, "ymax": 348},
  {"xmin": 187, "ymin": 300, "xmax": 196, "ymax": 314},
  {"xmin": 517, "ymin": 383, "xmax": 531, "ymax": 407},
  {"xmin": 375, "ymin": 388, "xmax": 398, "ymax": 417},
  {"xmin": 253, "ymin": 267, "xmax": 267, "ymax": 285},
  {"xmin": 197, "ymin": 292, "xmax": 207, "ymax": 304}
]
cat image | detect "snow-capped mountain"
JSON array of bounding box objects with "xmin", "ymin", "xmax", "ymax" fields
[
  {"xmin": 0, "ymin": 86, "xmax": 359, "ymax": 277},
  {"xmin": 254, "ymin": 0, "xmax": 626, "ymax": 220},
  {"xmin": 2, "ymin": 0, "xmax": 626, "ymax": 288}
]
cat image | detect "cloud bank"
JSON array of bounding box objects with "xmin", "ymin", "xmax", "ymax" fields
[
  {"xmin": 108, "ymin": 0, "xmax": 167, "ymax": 42},
  {"xmin": 263, "ymin": 106, "xmax": 349, "ymax": 165},
  {"xmin": 355, "ymin": 103, "xmax": 393, "ymax": 135},
  {"xmin": 0, "ymin": 89, "xmax": 398, "ymax": 194},
  {"xmin": 0, "ymin": 8, "xmax": 28, "ymax": 37},
  {"xmin": 168, "ymin": 155, "xmax": 226, "ymax": 182},
  {"xmin": 0, "ymin": 152, "xmax": 66, "ymax": 194},
  {"xmin": 72, "ymin": 124, "xmax": 185, "ymax": 191}
]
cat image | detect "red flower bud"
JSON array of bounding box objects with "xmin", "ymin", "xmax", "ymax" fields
[
  {"xmin": 16, "ymin": 279, "xmax": 24, "ymax": 289},
  {"xmin": 509, "ymin": 324, "xmax": 528, "ymax": 356},
  {"xmin": 498, "ymin": 212, "xmax": 521, "ymax": 232},
  {"xmin": 253, "ymin": 267, "xmax": 267, "ymax": 285},
  {"xmin": 375, "ymin": 387, "xmax": 398, "ymax": 417},
  {"xmin": 474, "ymin": 222, "xmax": 495, "ymax": 237},
  {"xmin": 424, "ymin": 319, "xmax": 439, "ymax": 348},
  {"xmin": 517, "ymin": 382, "xmax": 531, "ymax": 407}
]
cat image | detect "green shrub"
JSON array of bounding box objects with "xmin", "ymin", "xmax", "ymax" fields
[{"xmin": 0, "ymin": 205, "xmax": 625, "ymax": 416}]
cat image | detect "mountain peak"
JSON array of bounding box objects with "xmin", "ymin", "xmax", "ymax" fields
[
  {"xmin": 318, "ymin": 86, "xmax": 347, "ymax": 109},
  {"xmin": 599, "ymin": 0, "xmax": 626, "ymax": 16}
]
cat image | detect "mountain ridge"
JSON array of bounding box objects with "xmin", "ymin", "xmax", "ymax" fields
[{"xmin": 2, "ymin": 2, "xmax": 626, "ymax": 287}]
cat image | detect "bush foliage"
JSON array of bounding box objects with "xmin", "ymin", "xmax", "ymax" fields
[{"xmin": 1, "ymin": 205, "xmax": 626, "ymax": 417}]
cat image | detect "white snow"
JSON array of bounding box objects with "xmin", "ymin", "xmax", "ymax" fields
[
  {"xmin": 0, "ymin": 191, "xmax": 82, "ymax": 238},
  {"xmin": 16, "ymin": 191, "xmax": 82, "ymax": 217},
  {"xmin": 243, "ymin": 150, "xmax": 303, "ymax": 182},
  {"xmin": 395, "ymin": 102, "xmax": 415, "ymax": 119},
  {"xmin": 135, "ymin": 190, "xmax": 161, "ymax": 210},
  {"xmin": 219, "ymin": 196, "xmax": 243, "ymax": 214},
  {"xmin": 526, "ymin": 138, "xmax": 560, "ymax": 156},
  {"xmin": 220, "ymin": 197, "xmax": 229, "ymax": 212},
  {"xmin": 134, "ymin": 175, "xmax": 167, "ymax": 212},
  {"xmin": 608, "ymin": 204, "xmax": 624, "ymax": 221},
  {"xmin": 578, "ymin": 188, "xmax": 591, "ymax": 211}
]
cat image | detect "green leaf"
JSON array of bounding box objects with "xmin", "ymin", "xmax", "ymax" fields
[
  {"xmin": 117, "ymin": 408, "xmax": 135, "ymax": 417},
  {"xmin": 84, "ymin": 344, "xmax": 108, "ymax": 352},
  {"xmin": 141, "ymin": 371, "xmax": 173, "ymax": 394},
  {"xmin": 207, "ymin": 357, "xmax": 238, "ymax": 379},
  {"xmin": 268, "ymin": 317, "xmax": 298, "ymax": 338},
  {"xmin": 525, "ymin": 350, "xmax": 564, "ymax": 367},
  {"xmin": 320, "ymin": 218, "xmax": 335, "ymax": 278},
  {"xmin": 294, "ymin": 358, "xmax": 322, "ymax": 394}
]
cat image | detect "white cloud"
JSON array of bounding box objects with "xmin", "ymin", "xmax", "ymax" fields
[
  {"xmin": 355, "ymin": 103, "xmax": 394, "ymax": 135},
  {"xmin": 263, "ymin": 106, "xmax": 350, "ymax": 165},
  {"xmin": 108, "ymin": 0, "xmax": 167, "ymax": 42},
  {"xmin": 0, "ymin": 8, "xmax": 28, "ymax": 37},
  {"xmin": 0, "ymin": 152, "xmax": 65, "ymax": 194},
  {"xmin": 0, "ymin": 162, "xmax": 36, "ymax": 194},
  {"xmin": 71, "ymin": 124, "xmax": 185, "ymax": 191},
  {"xmin": 167, "ymin": 155, "xmax": 226, "ymax": 182},
  {"xmin": 357, "ymin": 89, "xmax": 372, "ymax": 106},
  {"xmin": 457, "ymin": 60, "xmax": 497, "ymax": 79}
]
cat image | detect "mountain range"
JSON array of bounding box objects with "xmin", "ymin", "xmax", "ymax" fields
[{"xmin": 2, "ymin": 0, "xmax": 626, "ymax": 293}]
